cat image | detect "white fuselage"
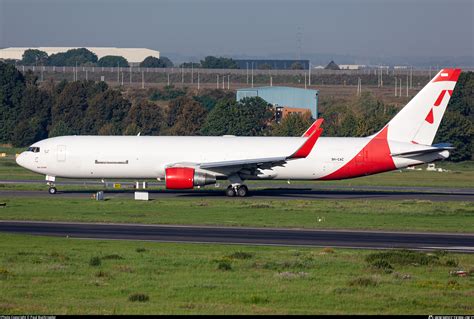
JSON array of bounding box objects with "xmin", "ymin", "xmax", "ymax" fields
[{"xmin": 16, "ymin": 135, "xmax": 446, "ymax": 181}]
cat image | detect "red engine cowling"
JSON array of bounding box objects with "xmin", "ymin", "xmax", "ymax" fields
[
  {"xmin": 165, "ymin": 167, "xmax": 195, "ymax": 189},
  {"xmin": 165, "ymin": 167, "xmax": 216, "ymax": 189}
]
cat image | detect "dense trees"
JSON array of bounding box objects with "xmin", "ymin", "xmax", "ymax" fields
[
  {"xmin": 180, "ymin": 62, "xmax": 201, "ymax": 68},
  {"xmin": 84, "ymin": 90, "xmax": 131, "ymax": 135},
  {"xmin": 97, "ymin": 55, "xmax": 129, "ymax": 67},
  {"xmin": 200, "ymin": 56, "xmax": 239, "ymax": 69},
  {"xmin": 149, "ymin": 85, "xmax": 186, "ymax": 101},
  {"xmin": 0, "ymin": 63, "xmax": 25, "ymax": 143},
  {"xmin": 14, "ymin": 49, "xmax": 177, "ymax": 69},
  {"xmin": 12, "ymin": 85, "xmax": 51, "ymax": 146},
  {"xmin": 271, "ymin": 112, "xmax": 313, "ymax": 136},
  {"xmin": 47, "ymin": 48, "xmax": 98, "ymax": 66},
  {"xmin": 200, "ymin": 97, "xmax": 273, "ymax": 136},
  {"xmin": 20, "ymin": 49, "xmax": 48, "ymax": 66},
  {"xmin": 434, "ymin": 72, "xmax": 473, "ymax": 161},
  {"xmin": 139, "ymin": 56, "xmax": 173, "ymax": 68},
  {"xmin": 167, "ymin": 97, "xmax": 207, "ymax": 135},
  {"xmin": 290, "ymin": 62, "xmax": 304, "ymax": 70},
  {"xmin": 320, "ymin": 93, "xmax": 397, "ymax": 137},
  {"xmin": 124, "ymin": 99, "xmax": 164, "ymax": 136}
]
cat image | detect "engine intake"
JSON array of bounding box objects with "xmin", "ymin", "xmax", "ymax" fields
[{"xmin": 165, "ymin": 167, "xmax": 216, "ymax": 189}]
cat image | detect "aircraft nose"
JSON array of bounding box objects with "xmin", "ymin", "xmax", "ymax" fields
[{"xmin": 16, "ymin": 152, "xmax": 27, "ymax": 168}]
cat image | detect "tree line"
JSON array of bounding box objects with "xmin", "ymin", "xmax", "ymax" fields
[
  {"xmin": 13, "ymin": 48, "xmax": 173, "ymax": 68},
  {"xmin": 11, "ymin": 48, "xmax": 248, "ymax": 70},
  {"xmin": 0, "ymin": 61, "xmax": 472, "ymax": 161}
]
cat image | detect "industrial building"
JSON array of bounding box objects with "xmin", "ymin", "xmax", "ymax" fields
[
  {"xmin": 0, "ymin": 47, "xmax": 160, "ymax": 65},
  {"xmin": 339, "ymin": 64, "xmax": 366, "ymax": 70},
  {"xmin": 236, "ymin": 86, "xmax": 318, "ymax": 119},
  {"xmin": 234, "ymin": 59, "xmax": 310, "ymax": 70}
]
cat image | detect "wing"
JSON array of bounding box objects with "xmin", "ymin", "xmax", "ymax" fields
[{"xmin": 168, "ymin": 119, "xmax": 324, "ymax": 176}]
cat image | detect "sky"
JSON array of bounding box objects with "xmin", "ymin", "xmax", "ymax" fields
[{"xmin": 1, "ymin": 0, "xmax": 473, "ymax": 61}]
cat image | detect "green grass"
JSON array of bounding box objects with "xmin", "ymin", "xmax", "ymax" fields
[
  {"xmin": 0, "ymin": 198, "xmax": 472, "ymax": 233},
  {"xmin": 0, "ymin": 233, "xmax": 472, "ymax": 314}
]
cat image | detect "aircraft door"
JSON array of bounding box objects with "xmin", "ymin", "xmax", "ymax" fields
[{"xmin": 57, "ymin": 145, "xmax": 66, "ymax": 162}]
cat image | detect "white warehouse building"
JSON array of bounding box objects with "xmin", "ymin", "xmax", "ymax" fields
[{"xmin": 0, "ymin": 47, "xmax": 160, "ymax": 64}]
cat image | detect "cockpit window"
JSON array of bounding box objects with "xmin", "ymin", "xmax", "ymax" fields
[{"xmin": 27, "ymin": 147, "xmax": 40, "ymax": 153}]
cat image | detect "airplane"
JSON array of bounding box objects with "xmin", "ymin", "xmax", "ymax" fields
[{"xmin": 16, "ymin": 68, "xmax": 461, "ymax": 197}]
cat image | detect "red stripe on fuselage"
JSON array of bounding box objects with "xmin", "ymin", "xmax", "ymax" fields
[{"xmin": 321, "ymin": 126, "xmax": 396, "ymax": 180}]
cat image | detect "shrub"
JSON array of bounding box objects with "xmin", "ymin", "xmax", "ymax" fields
[
  {"xmin": 446, "ymin": 259, "xmax": 459, "ymax": 267},
  {"xmin": 102, "ymin": 254, "xmax": 124, "ymax": 260},
  {"xmin": 249, "ymin": 295, "xmax": 269, "ymax": 304},
  {"xmin": 433, "ymin": 250, "xmax": 448, "ymax": 257},
  {"xmin": 277, "ymin": 271, "xmax": 309, "ymax": 280},
  {"xmin": 447, "ymin": 280, "xmax": 460, "ymax": 289},
  {"xmin": 128, "ymin": 293, "xmax": 149, "ymax": 302},
  {"xmin": 348, "ymin": 276, "xmax": 379, "ymax": 287},
  {"xmin": 393, "ymin": 272, "xmax": 412, "ymax": 280},
  {"xmin": 114, "ymin": 265, "xmax": 134, "ymax": 273},
  {"xmin": 322, "ymin": 247, "xmax": 335, "ymax": 254},
  {"xmin": 136, "ymin": 248, "xmax": 147, "ymax": 253},
  {"xmin": 50, "ymin": 251, "xmax": 69, "ymax": 261},
  {"xmin": 217, "ymin": 261, "xmax": 232, "ymax": 271},
  {"xmin": 365, "ymin": 250, "xmax": 438, "ymax": 266},
  {"xmin": 369, "ymin": 259, "xmax": 394, "ymax": 273},
  {"xmin": 227, "ymin": 251, "xmax": 254, "ymax": 260},
  {"xmin": 89, "ymin": 256, "xmax": 101, "ymax": 266},
  {"xmin": 261, "ymin": 257, "xmax": 316, "ymax": 271},
  {"xmin": 95, "ymin": 271, "xmax": 109, "ymax": 278},
  {"xmin": 0, "ymin": 268, "xmax": 12, "ymax": 279}
]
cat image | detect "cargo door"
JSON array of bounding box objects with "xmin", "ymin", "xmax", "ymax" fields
[{"xmin": 57, "ymin": 145, "xmax": 66, "ymax": 162}]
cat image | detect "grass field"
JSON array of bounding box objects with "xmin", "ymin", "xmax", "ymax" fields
[
  {"xmin": 0, "ymin": 233, "xmax": 472, "ymax": 314},
  {"xmin": 0, "ymin": 197, "xmax": 472, "ymax": 233}
]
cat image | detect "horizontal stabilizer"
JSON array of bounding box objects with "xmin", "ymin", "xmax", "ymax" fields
[{"xmin": 391, "ymin": 144, "xmax": 454, "ymax": 158}]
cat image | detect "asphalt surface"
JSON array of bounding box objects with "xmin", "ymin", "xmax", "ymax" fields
[
  {"xmin": 1, "ymin": 188, "xmax": 473, "ymax": 201},
  {"xmin": 1, "ymin": 220, "xmax": 473, "ymax": 252}
]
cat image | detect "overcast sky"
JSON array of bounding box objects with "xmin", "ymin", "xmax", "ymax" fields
[{"xmin": 1, "ymin": 0, "xmax": 473, "ymax": 59}]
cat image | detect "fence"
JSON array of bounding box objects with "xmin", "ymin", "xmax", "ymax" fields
[{"xmin": 15, "ymin": 65, "xmax": 467, "ymax": 90}]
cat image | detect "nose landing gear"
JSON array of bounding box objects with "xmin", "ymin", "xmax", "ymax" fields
[
  {"xmin": 46, "ymin": 175, "xmax": 57, "ymax": 195},
  {"xmin": 48, "ymin": 186, "xmax": 57, "ymax": 195}
]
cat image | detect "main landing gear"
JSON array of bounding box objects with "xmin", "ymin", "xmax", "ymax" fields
[
  {"xmin": 226, "ymin": 185, "xmax": 248, "ymax": 197},
  {"xmin": 225, "ymin": 174, "xmax": 249, "ymax": 197}
]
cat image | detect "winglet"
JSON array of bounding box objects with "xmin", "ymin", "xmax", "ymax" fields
[
  {"xmin": 302, "ymin": 118, "xmax": 324, "ymax": 137},
  {"xmin": 290, "ymin": 119, "xmax": 324, "ymax": 159}
]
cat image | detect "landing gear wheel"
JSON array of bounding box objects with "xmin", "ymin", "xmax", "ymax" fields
[
  {"xmin": 226, "ymin": 186, "xmax": 236, "ymax": 197},
  {"xmin": 48, "ymin": 187, "xmax": 57, "ymax": 195},
  {"xmin": 237, "ymin": 185, "xmax": 248, "ymax": 197}
]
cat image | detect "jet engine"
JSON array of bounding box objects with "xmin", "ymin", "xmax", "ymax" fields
[{"xmin": 165, "ymin": 167, "xmax": 216, "ymax": 189}]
